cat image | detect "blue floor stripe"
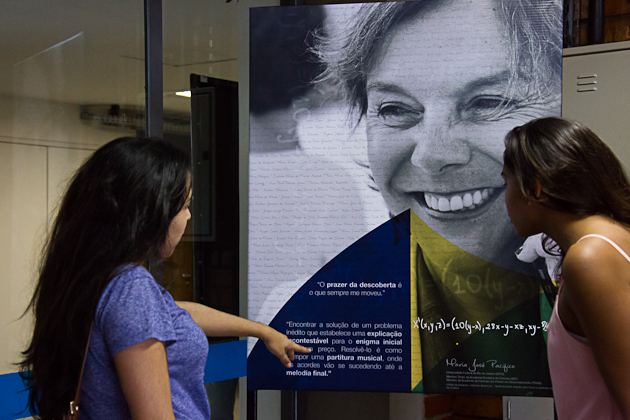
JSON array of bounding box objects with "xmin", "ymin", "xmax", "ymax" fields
[
  {"xmin": 204, "ymin": 340, "xmax": 247, "ymax": 384},
  {"xmin": 0, "ymin": 340, "xmax": 247, "ymax": 420},
  {"xmin": 0, "ymin": 372, "xmax": 30, "ymax": 420}
]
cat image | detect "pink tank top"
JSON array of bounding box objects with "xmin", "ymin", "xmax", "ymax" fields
[{"xmin": 547, "ymin": 234, "xmax": 629, "ymax": 420}]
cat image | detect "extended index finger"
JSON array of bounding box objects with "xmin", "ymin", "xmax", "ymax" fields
[{"xmin": 288, "ymin": 342, "xmax": 311, "ymax": 354}]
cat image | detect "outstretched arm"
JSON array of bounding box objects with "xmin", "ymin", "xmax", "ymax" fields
[{"xmin": 176, "ymin": 301, "xmax": 311, "ymax": 367}]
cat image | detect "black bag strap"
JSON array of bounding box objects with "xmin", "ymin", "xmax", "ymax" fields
[{"xmin": 68, "ymin": 321, "xmax": 94, "ymax": 418}]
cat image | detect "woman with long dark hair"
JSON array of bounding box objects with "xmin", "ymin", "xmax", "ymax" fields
[
  {"xmin": 502, "ymin": 117, "xmax": 630, "ymax": 419},
  {"xmin": 20, "ymin": 137, "xmax": 308, "ymax": 420}
]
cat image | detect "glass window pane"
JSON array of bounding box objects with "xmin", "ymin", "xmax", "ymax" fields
[
  {"xmin": 0, "ymin": 1, "xmax": 145, "ymax": 409},
  {"xmin": 161, "ymin": 0, "xmax": 239, "ymax": 309},
  {"xmin": 162, "ymin": 1, "xmax": 240, "ymax": 418}
]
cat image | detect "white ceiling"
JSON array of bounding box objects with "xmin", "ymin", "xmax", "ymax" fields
[{"xmin": 0, "ymin": 0, "xmax": 240, "ymax": 113}]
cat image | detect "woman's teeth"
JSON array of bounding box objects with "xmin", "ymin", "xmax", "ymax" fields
[{"xmin": 424, "ymin": 188, "xmax": 496, "ymax": 212}]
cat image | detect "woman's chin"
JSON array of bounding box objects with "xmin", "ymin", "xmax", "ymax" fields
[{"xmin": 407, "ymin": 195, "xmax": 521, "ymax": 268}]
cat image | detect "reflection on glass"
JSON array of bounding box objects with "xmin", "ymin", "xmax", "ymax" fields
[
  {"xmin": 162, "ymin": 1, "xmax": 240, "ymax": 417},
  {"xmin": 0, "ymin": 3, "xmax": 144, "ymax": 412}
]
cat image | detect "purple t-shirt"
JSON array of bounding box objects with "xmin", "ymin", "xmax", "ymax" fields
[{"xmin": 80, "ymin": 265, "xmax": 210, "ymax": 420}]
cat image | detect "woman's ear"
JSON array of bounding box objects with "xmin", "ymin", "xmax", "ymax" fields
[{"xmin": 530, "ymin": 181, "xmax": 548, "ymax": 204}]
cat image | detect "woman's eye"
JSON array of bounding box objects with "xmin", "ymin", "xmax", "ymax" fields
[
  {"xmin": 471, "ymin": 96, "xmax": 508, "ymax": 109},
  {"xmin": 462, "ymin": 96, "xmax": 519, "ymax": 122},
  {"xmin": 377, "ymin": 104, "xmax": 422, "ymax": 129}
]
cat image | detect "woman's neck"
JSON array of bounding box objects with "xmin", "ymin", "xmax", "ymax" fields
[{"xmin": 542, "ymin": 213, "xmax": 613, "ymax": 253}]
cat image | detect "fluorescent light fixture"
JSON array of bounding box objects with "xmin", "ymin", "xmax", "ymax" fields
[{"xmin": 176, "ymin": 91, "xmax": 191, "ymax": 97}]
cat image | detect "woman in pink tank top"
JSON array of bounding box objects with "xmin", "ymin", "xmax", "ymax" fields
[{"xmin": 501, "ymin": 117, "xmax": 630, "ymax": 419}]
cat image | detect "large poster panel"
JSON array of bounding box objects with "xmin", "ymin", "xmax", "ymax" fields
[{"xmin": 248, "ymin": 0, "xmax": 562, "ymax": 396}]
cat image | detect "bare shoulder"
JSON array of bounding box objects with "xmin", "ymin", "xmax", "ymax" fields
[{"xmin": 563, "ymin": 232, "xmax": 630, "ymax": 296}]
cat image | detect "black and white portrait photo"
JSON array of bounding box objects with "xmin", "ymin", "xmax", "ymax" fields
[{"xmin": 247, "ymin": 0, "xmax": 562, "ymax": 394}]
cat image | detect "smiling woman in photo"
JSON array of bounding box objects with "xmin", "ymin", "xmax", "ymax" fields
[
  {"xmin": 315, "ymin": 0, "xmax": 562, "ymax": 392},
  {"xmin": 318, "ymin": 0, "xmax": 561, "ymax": 269}
]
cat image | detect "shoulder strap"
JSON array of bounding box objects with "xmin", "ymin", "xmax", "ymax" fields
[
  {"xmin": 69, "ymin": 321, "xmax": 94, "ymax": 418},
  {"xmin": 577, "ymin": 234, "xmax": 630, "ymax": 264}
]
